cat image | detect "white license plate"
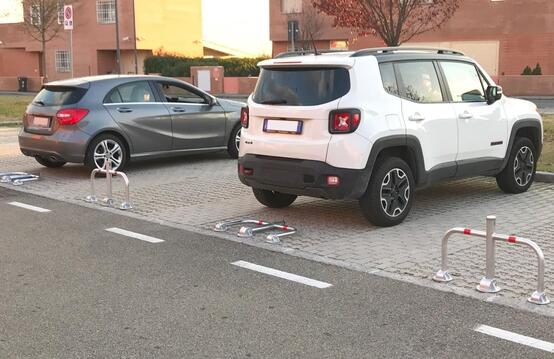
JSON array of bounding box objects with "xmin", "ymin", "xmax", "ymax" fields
[
  {"xmin": 263, "ymin": 119, "xmax": 303, "ymax": 134},
  {"xmin": 31, "ymin": 116, "xmax": 50, "ymax": 128}
]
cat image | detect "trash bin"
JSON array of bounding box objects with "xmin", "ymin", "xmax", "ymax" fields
[{"xmin": 17, "ymin": 77, "xmax": 28, "ymax": 92}]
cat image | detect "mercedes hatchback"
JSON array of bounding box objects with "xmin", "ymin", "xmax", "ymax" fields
[{"xmin": 19, "ymin": 75, "xmax": 244, "ymax": 170}]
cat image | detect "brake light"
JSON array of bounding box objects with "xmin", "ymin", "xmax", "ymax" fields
[
  {"xmin": 329, "ymin": 109, "xmax": 361, "ymax": 134},
  {"xmin": 240, "ymin": 106, "xmax": 249, "ymax": 128},
  {"xmin": 56, "ymin": 108, "xmax": 89, "ymax": 126}
]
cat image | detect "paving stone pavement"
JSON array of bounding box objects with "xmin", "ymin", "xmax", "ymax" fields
[{"xmin": 1, "ymin": 141, "xmax": 553, "ymax": 316}]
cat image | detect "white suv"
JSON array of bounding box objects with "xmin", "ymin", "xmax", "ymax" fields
[{"xmin": 238, "ymin": 48, "xmax": 543, "ymax": 227}]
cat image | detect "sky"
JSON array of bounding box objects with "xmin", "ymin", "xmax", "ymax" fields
[
  {"xmin": 202, "ymin": 0, "xmax": 272, "ymax": 56},
  {"xmin": 0, "ymin": 0, "xmax": 22, "ymax": 24}
]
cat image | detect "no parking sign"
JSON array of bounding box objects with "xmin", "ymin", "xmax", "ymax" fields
[{"xmin": 64, "ymin": 5, "xmax": 73, "ymax": 30}]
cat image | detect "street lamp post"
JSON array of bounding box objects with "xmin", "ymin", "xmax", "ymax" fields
[{"xmin": 115, "ymin": 0, "xmax": 121, "ymax": 74}]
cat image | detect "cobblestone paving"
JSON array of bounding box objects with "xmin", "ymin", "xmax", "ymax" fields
[{"xmin": 1, "ymin": 136, "xmax": 553, "ymax": 316}]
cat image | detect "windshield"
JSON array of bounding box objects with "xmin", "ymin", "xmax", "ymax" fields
[
  {"xmin": 252, "ymin": 67, "xmax": 350, "ymax": 106},
  {"xmin": 33, "ymin": 86, "xmax": 87, "ymax": 107}
]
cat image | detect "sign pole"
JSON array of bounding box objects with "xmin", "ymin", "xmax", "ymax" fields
[
  {"xmin": 70, "ymin": 29, "xmax": 74, "ymax": 78},
  {"xmin": 63, "ymin": 5, "xmax": 74, "ymax": 78}
]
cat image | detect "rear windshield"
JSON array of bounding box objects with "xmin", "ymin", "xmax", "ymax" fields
[
  {"xmin": 252, "ymin": 67, "xmax": 350, "ymax": 106},
  {"xmin": 33, "ymin": 86, "xmax": 87, "ymax": 106}
]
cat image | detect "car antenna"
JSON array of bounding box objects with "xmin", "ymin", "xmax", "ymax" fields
[{"xmin": 310, "ymin": 34, "xmax": 320, "ymax": 55}]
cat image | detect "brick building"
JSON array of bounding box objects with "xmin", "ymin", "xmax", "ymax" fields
[
  {"xmin": 0, "ymin": 0, "xmax": 203, "ymax": 81},
  {"xmin": 271, "ymin": 0, "xmax": 554, "ymax": 77}
]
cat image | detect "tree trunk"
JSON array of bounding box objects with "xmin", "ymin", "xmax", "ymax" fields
[{"xmin": 41, "ymin": 35, "xmax": 47, "ymax": 80}]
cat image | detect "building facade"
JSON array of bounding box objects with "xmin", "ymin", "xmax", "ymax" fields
[
  {"xmin": 271, "ymin": 0, "xmax": 554, "ymax": 76},
  {"xmin": 0, "ymin": 0, "xmax": 203, "ymax": 81}
]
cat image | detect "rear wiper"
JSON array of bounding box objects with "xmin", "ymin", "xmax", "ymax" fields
[
  {"xmin": 261, "ymin": 99, "xmax": 288, "ymax": 105},
  {"xmin": 32, "ymin": 100, "xmax": 45, "ymax": 106}
]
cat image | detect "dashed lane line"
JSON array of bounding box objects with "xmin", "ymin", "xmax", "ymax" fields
[
  {"xmin": 8, "ymin": 201, "xmax": 51, "ymax": 213},
  {"xmin": 474, "ymin": 324, "xmax": 554, "ymax": 353},
  {"xmin": 105, "ymin": 227, "xmax": 165, "ymax": 244},
  {"xmin": 231, "ymin": 260, "xmax": 333, "ymax": 289}
]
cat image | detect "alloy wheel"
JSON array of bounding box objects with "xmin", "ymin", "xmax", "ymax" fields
[
  {"xmin": 235, "ymin": 128, "xmax": 241, "ymax": 153},
  {"xmin": 513, "ymin": 146, "xmax": 534, "ymax": 186},
  {"xmin": 380, "ymin": 168, "xmax": 410, "ymax": 217},
  {"xmin": 93, "ymin": 139, "xmax": 123, "ymax": 171}
]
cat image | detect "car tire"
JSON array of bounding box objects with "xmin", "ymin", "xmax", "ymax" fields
[
  {"xmin": 496, "ymin": 137, "xmax": 536, "ymax": 194},
  {"xmin": 227, "ymin": 125, "xmax": 241, "ymax": 159},
  {"xmin": 85, "ymin": 133, "xmax": 128, "ymax": 171},
  {"xmin": 252, "ymin": 188, "xmax": 297, "ymax": 208},
  {"xmin": 359, "ymin": 157, "xmax": 415, "ymax": 227},
  {"xmin": 34, "ymin": 155, "xmax": 66, "ymax": 168}
]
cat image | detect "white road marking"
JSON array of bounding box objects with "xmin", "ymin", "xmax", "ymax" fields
[
  {"xmin": 8, "ymin": 201, "xmax": 51, "ymax": 213},
  {"xmin": 231, "ymin": 260, "xmax": 332, "ymax": 289},
  {"xmin": 474, "ymin": 324, "xmax": 554, "ymax": 353},
  {"xmin": 105, "ymin": 227, "xmax": 165, "ymax": 244}
]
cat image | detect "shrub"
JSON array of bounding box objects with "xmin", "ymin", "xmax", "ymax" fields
[
  {"xmin": 532, "ymin": 63, "xmax": 542, "ymax": 75},
  {"xmin": 521, "ymin": 65, "xmax": 533, "ymax": 75},
  {"xmin": 144, "ymin": 54, "xmax": 269, "ymax": 77}
]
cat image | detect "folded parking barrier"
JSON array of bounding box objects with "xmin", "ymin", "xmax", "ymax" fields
[
  {"xmin": 433, "ymin": 215, "xmax": 550, "ymax": 305},
  {"xmin": 0, "ymin": 172, "xmax": 40, "ymax": 185},
  {"xmin": 85, "ymin": 160, "xmax": 132, "ymax": 210},
  {"xmin": 213, "ymin": 219, "xmax": 297, "ymax": 243}
]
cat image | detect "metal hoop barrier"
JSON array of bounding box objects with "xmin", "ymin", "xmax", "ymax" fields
[
  {"xmin": 433, "ymin": 215, "xmax": 550, "ymax": 305},
  {"xmin": 0, "ymin": 172, "xmax": 40, "ymax": 186},
  {"xmin": 84, "ymin": 160, "xmax": 132, "ymax": 210},
  {"xmin": 214, "ymin": 219, "xmax": 297, "ymax": 243}
]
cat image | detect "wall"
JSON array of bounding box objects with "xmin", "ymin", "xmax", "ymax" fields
[
  {"xmin": 0, "ymin": 76, "xmax": 43, "ymax": 91},
  {"xmin": 0, "ymin": 48, "xmax": 40, "ymax": 77},
  {"xmin": 134, "ymin": 0, "xmax": 203, "ymax": 57},
  {"xmin": 498, "ymin": 76, "xmax": 554, "ymax": 97}
]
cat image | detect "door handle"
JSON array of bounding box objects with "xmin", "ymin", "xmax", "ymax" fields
[
  {"xmin": 116, "ymin": 107, "xmax": 133, "ymax": 113},
  {"xmin": 459, "ymin": 111, "xmax": 473, "ymax": 120},
  {"xmin": 171, "ymin": 107, "xmax": 187, "ymax": 113},
  {"xmin": 408, "ymin": 112, "xmax": 425, "ymax": 121}
]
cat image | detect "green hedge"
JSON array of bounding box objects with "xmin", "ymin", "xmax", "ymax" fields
[{"xmin": 144, "ymin": 55, "xmax": 268, "ymax": 77}]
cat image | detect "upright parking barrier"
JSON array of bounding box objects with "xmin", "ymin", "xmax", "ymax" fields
[
  {"xmin": 85, "ymin": 160, "xmax": 132, "ymax": 210},
  {"xmin": 433, "ymin": 215, "xmax": 550, "ymax": 305}
]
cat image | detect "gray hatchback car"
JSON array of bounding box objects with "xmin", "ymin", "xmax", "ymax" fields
[{"xmin": 19, "ymin": 75, "xmax": 244, "ymax": 170}]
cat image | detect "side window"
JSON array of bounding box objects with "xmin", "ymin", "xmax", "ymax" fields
[
  {"xmin": 379, "ymin": 63, "xmax": 399, "ymax": 96},
  {"xmin": 440, "ymin": 61, "xmax": 486, "ymax": 103},
  {"xmin": 158, "ymin": 83, "xmax": 206, "ymax": 104},
  {"xmin": 396, "ymin": 61, "xmax": 443, "ymax": 103},
  {"xmin": 105, "ymin": 81, "xmax": 155, "ymax": 103}
]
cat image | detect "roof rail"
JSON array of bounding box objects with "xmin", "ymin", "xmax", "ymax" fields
[
  {"xmin": 350, "ymin": 47, "xmax": 465, "ymax": 57},
  {"xmin": 274, "ymin": 49, "xmax": 350, "ymax": 58}
]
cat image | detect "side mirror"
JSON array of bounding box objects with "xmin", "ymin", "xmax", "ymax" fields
[
  {"xmin": 206, "ymin": 96, "xmax": 217, "ymax": 106},
  {"xmin": 486, "ymin": 85, "xmax": 503, "ymax": 105}
]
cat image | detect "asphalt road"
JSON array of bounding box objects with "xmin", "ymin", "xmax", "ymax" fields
[{"xmin": 0, "ymin": 188, "xmax": 553, "ymax": 358}]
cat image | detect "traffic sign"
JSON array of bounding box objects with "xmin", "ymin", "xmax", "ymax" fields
[{"xmin": 64, "ymin": 5, "xmax": 73, "ymax": 30}]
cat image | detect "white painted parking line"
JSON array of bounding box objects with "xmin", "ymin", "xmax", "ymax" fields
[
  {"xmin": 231, "ymin": 260, "xmax": 332, "ymax": 289},
  {"xmin": 474, "ymin": 324, "xmax": 554, "ymax": 353},
  {"xmin": 8, "ymin": 201, "xmax": 51, "ymax": 213},
  {"xmin": 105, "ymin": 227, "xmax": 165, "ymax": 244}
]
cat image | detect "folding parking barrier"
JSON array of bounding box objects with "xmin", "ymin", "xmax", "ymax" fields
[
  {"xmin": 0, "ymin": 172, "xmax": 40, "ymax": 186},
  {"xmin": 433, "ymin": 215, "xmax": 550, "ymax": 305},
  {"xmin": 213, "ymin": 219, "xmax": 297, "ymax": 243},
  {"xmin": 85, "ymin": 160, "xmax": 132, "ymax": 210}
]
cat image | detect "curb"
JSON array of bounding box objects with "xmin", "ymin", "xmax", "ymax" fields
[
  {"xmin": 0, "ymin": 121, "xmax": 22, "ymax": 128},
  {"xmin": 536, "ymin": 171, "xmax": 554, "ymax": 183}
]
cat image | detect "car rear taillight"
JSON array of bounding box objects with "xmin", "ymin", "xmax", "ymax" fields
[
  {"xmin": 240, "ymin": 107, "xmax": 249, "ymax": 128},
  {"xmin": 329, "ymin": 109, "xmax": 361, "ymax": 134},
  {"xmin": 56, "ymin": 108, "xmax": 89, "ymax": 126}
]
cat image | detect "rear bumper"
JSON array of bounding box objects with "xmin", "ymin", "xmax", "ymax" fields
[
  {"xmin": 238, "ymin": 154, "xmax": 370, "ymax": 200},
  {"xmin": 18, "ymin": 127, "xmax": 90, "ymax": 163}
]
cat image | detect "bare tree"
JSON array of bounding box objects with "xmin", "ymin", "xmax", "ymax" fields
[
  {"xmin": 313, "ymin": 0, "xmax": 460, "ymax": 47},
  {"xmin": 22, "ymin": 0, "xmax": 65, "ymax": 79},
  {"xmin": 287, "ymin": 3, "xmax": 326, "ymax": 51}
]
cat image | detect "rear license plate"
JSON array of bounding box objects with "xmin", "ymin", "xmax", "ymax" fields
[
  {"xmin": 31, "ymin": 116, "xmax": 50, "ymax": 128},
  {"xmin": 263, "ymin": 119, "xmax": 303, "ymax": 134}
]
